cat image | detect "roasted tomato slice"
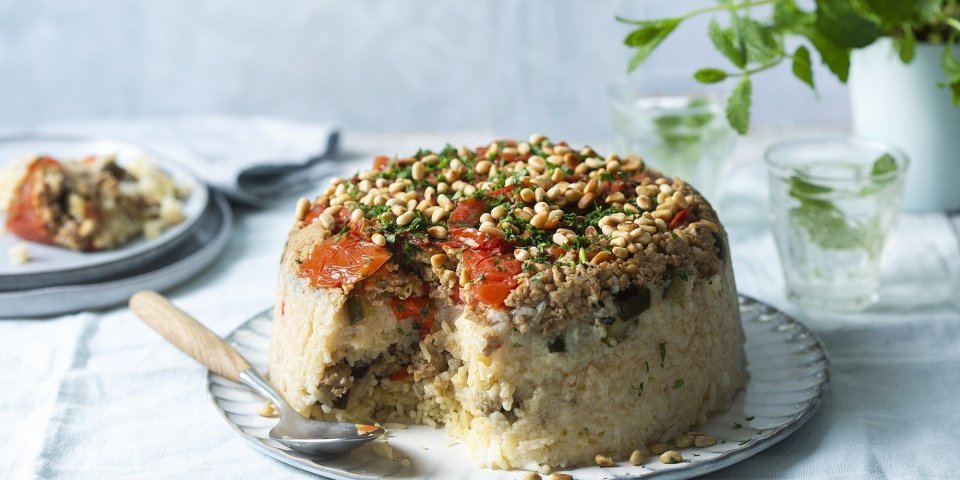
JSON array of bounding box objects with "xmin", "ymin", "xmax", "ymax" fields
[
  {"xmin": 5, "ymin": 156, "xmax": 61, "ymax": 245},
  {"xmin": 448, "ymin": 198, "xmax": 486, "ymax": 227},
  {"xmin": 299, "ymin": 235, "xmax": 391, "ymax": 288},
  {"xmin": 462, "ymin": 250, "xmax": 522, "ymax": 307}
]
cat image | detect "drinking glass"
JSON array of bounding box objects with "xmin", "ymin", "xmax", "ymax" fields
[
  {"xmin": 766, "ymin": 136, "xmax": 909, "ymax": 311},
  {"xmin": 608, "ymin": 77, "xmax": 735, "ymax": 201}
]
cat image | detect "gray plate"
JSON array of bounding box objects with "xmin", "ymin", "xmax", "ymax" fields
[
  {"xmin": 0, "ymin": 133, "xmax": 209, "ymax": 290},
  {"xmin": 0, "ymin": 193, "xmax": 231, "ymax": 318},
  {"xmin": 208, "ymin": 296, "xmax": 829, "ymax": 480}
]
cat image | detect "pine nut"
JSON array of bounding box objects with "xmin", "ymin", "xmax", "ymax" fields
[
  {"xmin": 530, "ymin": 212, "xmax": 548, "ymax": 229},
  {"xmin": 371, "ymin": 233, "xmax": 386, "ymax": 246},
  {"xmin": 660, "ymin": 450, "xmax": 683, "ymax": 464},
  {"xmin": 427, "ymin": 225, "xmax": 447, "ymax": 239},
  {"xmin": 430, "ymin": 254, "xmax": 447, "ymax": 269},
  {"xmin": 479, "ymin": 223, "xmax": 502, "ymax": 237},
  {"xmin": 396, "ymin": 211, "xmax": 415, "ymax": 226},
  {"xmin": 578, "ymin": 192, "xmax": 596, "ymax": 209},
  {"xmin": 590, "ymin": 251, "xmax": 611, "ymax": 264},
  {"xmin": 694, "ymin": 435, "xmax": 717, "ymax": 447},
  {"xmin": 475, "ymin": 160, "xmax": 492, "ymax": 174},
  {"xmin": 649, "ymin": 443, "xmax": 669, "ymax": 455},
  {"xmin": 594, "ymin": 454, "xmax": 614, "ymax": 467},
  {"xmin": 295, "ymin": 197, "xmax": 310, "ymax": 221},
  {"xmin": 412, "ymin": 161, "xmax": 425, "ymax": 181},
  {"xmin": 319, "ymin": 213, "xmax": 335, "ymax": 229}
]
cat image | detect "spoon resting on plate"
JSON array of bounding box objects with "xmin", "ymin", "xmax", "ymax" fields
[{"xmin": 129, "ymin": 290, "xmax": 385, "ymax": 456}]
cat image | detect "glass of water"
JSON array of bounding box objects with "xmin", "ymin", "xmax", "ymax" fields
[
  {"xmin": 608, "ymin": 77, "xmax": 735, "ymax": 201},
  {"xmin": 766, "ymin": 136, "xmax": 909, "ymax": 311}
]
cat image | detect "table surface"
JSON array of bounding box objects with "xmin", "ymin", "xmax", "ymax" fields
[{"xmin": 2, "ymin": 128, "xmax": 959, "ymax": 480}]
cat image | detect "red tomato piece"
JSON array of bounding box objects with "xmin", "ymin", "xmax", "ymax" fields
[
  {"xmin": 5, "ymin": 156, "xmax": 60, "ymax": 245},
  {"xmin": 302, "ymin": 203, "xmax": 325, "ymax": 225},
  {"xmin": 487, "ymin": 184, "xmax": 518, "ymax": 198},
  {"xmin": 304, "ymin": 202, "xmax": 359, "ymax": 233},
  {"xmin": 388, "ymin": 368, "xmax": 412, "ymax": 382},
  {"xmin": 669, "ymin": 208, "xmax": 690, "ymax": 230},
  {"xmin": 462, "ymin": 250, "xmax": 522, "ymax": 307},
  {"xmin": 448, "ymin": 198, "xmax": 486, "ymax": 227},
  {"xmin": 298, "ymin": 235, "xmax": 391, "ymax": 288},
  {"xmin": 546, "ymin": 245, "xmax": 566, "ymax": 260},
  {"xmin": 373, "ymin": 155, "xmax": 390, "ymax": 171}
]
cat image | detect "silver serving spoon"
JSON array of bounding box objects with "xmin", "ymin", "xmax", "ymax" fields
[{"xmin": 129, "ymin": 290, "xmax": 384, "ymax": 456}]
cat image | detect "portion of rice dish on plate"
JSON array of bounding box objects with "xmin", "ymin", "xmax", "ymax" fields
[
  {"xmin": 268, "ymin": 134, "xmax": 747, "ymax": 471},
  {"xmin": 0, "ymin": 153, "xmax": 189, "ymax": 252}
]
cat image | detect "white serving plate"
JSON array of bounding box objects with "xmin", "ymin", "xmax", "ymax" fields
[
  {"xmin": 208, "ymin": 295, "xmax": 829, "ymax": 479},
  {"xmin": 0, "ymin": 133, "xmax": 208, "ymax": 290}
]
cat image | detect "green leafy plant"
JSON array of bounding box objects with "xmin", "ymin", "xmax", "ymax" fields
[{"xmin": 619, "ymin": 0, "xmax": 960, "ymax": 134}]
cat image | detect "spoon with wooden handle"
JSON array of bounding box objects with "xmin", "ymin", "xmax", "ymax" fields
[{"xmin": 129, "ymin": 290, "xmax": 384, "ymax": 456}]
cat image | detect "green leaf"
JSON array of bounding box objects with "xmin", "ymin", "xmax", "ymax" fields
[
  {"xmin": 693, "ymin": 68, "xmax": 728, "ymax": 84},
  {"xmin": 862, "ymin": 0, "xmax": 917, "ymax": 26},
  {"xmin": 942, "ymin": 37, "xmax": 960, "ymax": 77},
  {"xmin": 815, "ymin": 0, "xmax": 882, "ymax": 49},
  {"xmin": 871, "ymin": 153, "xmax": 898, "ymax": 177},
  {"xmin": 941, "ymin": 37, "xmax": 960, "ymax": 105},
  {"xmin": 726, "ymin": 77, "xmax": 752, "ymax": 135},
  {"xmin": 802, "ymin": 28, "xmax": 852, "ymax": 82},
  {"xmin": 739, "ymin": 17, "xmax": 781, "ymax": 65},
  {"xmin": 896, "ymin": 25, "xmax": 916, "ymax": 63},
  {"xmin": 623, "ymin": 18, "xmax": 683, "ymax": 72},
  {"xmin": 708, "ymin": 18, "xmax": 747, "ymax": 69},
  {"xmin": 792, "ymin": 45, "xmax": 815, "ymax": 90},
  {"xmin": 773, "ymin": 0, "xmax": 808, "ymax": 30},
  {"xmin": 789, "ymin": 176, "xmax": 833, "ymax": 196}
]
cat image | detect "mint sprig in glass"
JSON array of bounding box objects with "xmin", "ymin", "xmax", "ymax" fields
[{"xmin": 766, "ymin": 136, "xmax": 908, "ymax": 311}]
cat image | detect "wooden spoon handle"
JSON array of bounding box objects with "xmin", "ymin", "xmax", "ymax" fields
[{"xmin": 129, "ymin": 290, "xmax": 251, "ymax": 382}]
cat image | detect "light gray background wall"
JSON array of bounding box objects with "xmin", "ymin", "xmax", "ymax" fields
[{"xmin": 0, "ymin": 0, "xmax": 849, "ymax": 139}]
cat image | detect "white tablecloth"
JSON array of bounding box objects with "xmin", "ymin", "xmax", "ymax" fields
[{"xmin": 2, "ymin": 127, "xmax": 959, "ymax": 480}]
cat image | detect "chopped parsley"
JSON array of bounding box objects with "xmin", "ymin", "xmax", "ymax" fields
[
  {"xmin": 673, "ymin": 378, "xmax": 684, "ymax": 389},
  {"xmin": 659, "ymin": 342, "xmax": 667, "ymax": 367}
]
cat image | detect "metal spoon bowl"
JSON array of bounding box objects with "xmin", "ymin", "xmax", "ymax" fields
[{"xmin": 130, "ymin": 291, "xmax": 384, "ymax": 456}]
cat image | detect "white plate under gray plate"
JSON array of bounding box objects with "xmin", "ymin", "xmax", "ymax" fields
[
  {"xmin": 208, "ymin": 296, "xmax": 829, "ymax": 480},
  {"xmin": 0, "ymin": 133, "xmax": 208, "ymax": 290},
  {"xmin": 0, "ymin": 193, "xmax": 231, "ymax": 318}
]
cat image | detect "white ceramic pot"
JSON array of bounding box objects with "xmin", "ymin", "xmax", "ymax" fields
[{"xmin": 849, "ymin": 38, "xmax": 960, "ymax": 211}]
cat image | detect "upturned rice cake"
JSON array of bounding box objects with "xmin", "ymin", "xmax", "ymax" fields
[{"xmin": 269, "ymin": 135, "xmax": 746, "ymax": 471}]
